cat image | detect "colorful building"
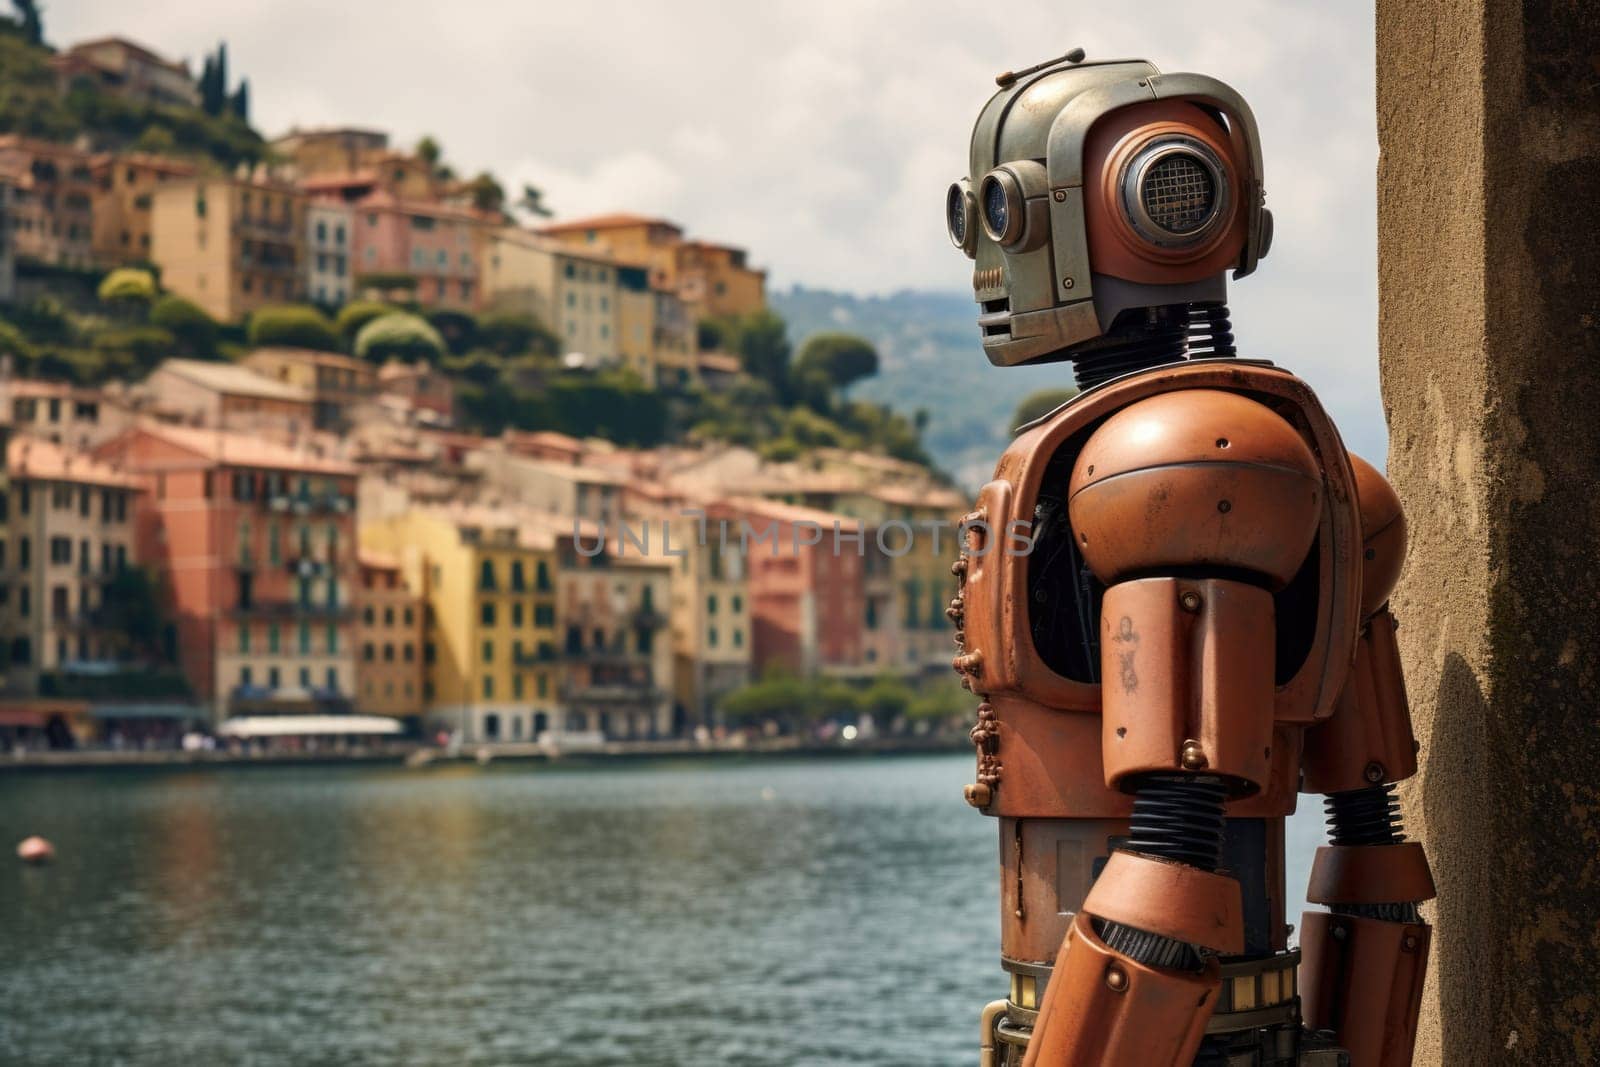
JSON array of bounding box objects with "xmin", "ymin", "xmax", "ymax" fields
[
  {"xmin": 354, "ymin": 550, "xmax": 424, "ymax": 721},
  {"xmin": 651, "ymin": 509, "xmax": 752, "ymax": 729},
  {"xmin": 0, "ymin": 137, "xmax": 98, "ymax": 269},
  {"xmin": 304, "ymin": 199, "xmax": 354, "ymax": 306},
  {"xmin": 142, "ymin": 358, "xmax": 316, "ymax": 439},
  {"xmin": 483, "ymin": 229, "xmax": 622, "ymax": 366},
  {"xmin": 552, "ymin": 526, "xmax": 672, "ymax": 738},
  {"xmin": 150, "ymin": 175, "xmax": 306, "ymax": 322},
  {"xmin": 98, "ymin": 424, "xmax": 360, "ymax": 721},
  {"xmin": 0, "ymin": 436, "xmax": 142, "ymax": 695},
  {"xmin": 3, "ymin": 380, "xmax": 132, "ymax": 451},
  {"xmin": 676, "ymin": 239, "xmax": 767, "ymax": 321},
  {"xmin": 536, "ymin": 213, "xmax": 685, "ymax": 289},
  {"xmin": 707, "ymin": 497, "xmax": 866, "ymax": 678},
  {"xmin": 361, "ymin": 506, "xmax": 560, "ymax": 743},
  {"xmin": 242, "ymin": 348, "xmax": 376, "ymax": 432},
  {"xmin": 269, "ymin": 127, "xmax": 389, "ymax": 179},
  {"xmin": 89, "ymin": 153, "xmax": 197, "ymax": 267},
  {"xmin": 348, "ymin": 192, "xmax": 490, "ymax": 310},
  {"xmin": 49, "ymin": 37, "xmax": 199, "ymax": 110}
]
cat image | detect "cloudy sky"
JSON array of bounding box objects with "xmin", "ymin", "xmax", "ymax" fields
[{"xmin": 53, "ymin": 0, "xmax": 1387, "ymax": 457}]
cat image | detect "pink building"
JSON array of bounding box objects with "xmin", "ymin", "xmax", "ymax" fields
[{"xmin": 347, "ymin": 192, "xmax": 494, "ymax": 310}]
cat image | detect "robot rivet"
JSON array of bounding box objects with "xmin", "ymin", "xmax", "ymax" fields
[
  {"xmin": 1331, "ymin": 924, "xmax": 1348, "ymax": 942},
  {"xmin": 1053, "ymin": 189, "xmax": 1067, "ymax": 203},
  {"xmin": 1403, "ymin": 935, "xmax": 1419, "ymax": 952},
  {"xmin": 1179, "ymin": 591, "xmax": 1203, "ymax": 613},
  {"xmin": 1105, "ymin": 966, "xmax": 1128, "ymax": 992},
  {"xmin": 1062, "ymin": 276, "xmax": 1075, "ymax": 290},
  {"xmin": 963, "ymin": 783, "xmax": 992, "ymax": 808},
  {"xmin": 1364, "ymin": 761, "xmax": 1386, "ymax": 783},
  {"xmin": 1217, "ymin": 499, "xmax": 1233, "ymax": 513},
  {"xmin": 1180, "ymin": 740, "xmax": 1208, "ymax": 770}
]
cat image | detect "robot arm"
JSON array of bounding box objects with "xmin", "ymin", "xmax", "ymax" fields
[{"xmin": 1298, "ymin": 455, "xmax": 1435, "ymax": 1067}]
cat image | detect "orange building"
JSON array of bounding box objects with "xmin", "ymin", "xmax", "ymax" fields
[
  {"xmin": 150, "ymin": 175, "xmax": 306, "ymax": 322},
  {"xmin": 50, "ymin": 37, "xmax": 199, "ymax": 110},
  {"xmin": 537, "ymin": 213, "xmax": 685, "ymax": 288},
  {"xmin": 354, "ymin": 551, "xmax": 424, "ymax": 720},
  {"xmin": 706, "ymin": 497, "xmax": 866, "ymax": 677},
  {"xmin": 0, "ymin": 136, "xmax": 98, "ymax": 269},
  {"xmin": 142, "ymin": 359, "xmax": 316, "ymax": 439},
  {"xmin": 676, "ymin": 239, "xmax": 767, "ymax": 320},
  {"xmin": 242, "ymin": 348, "xmax": 376, "ymax": 431},
  {"xmin": 98, "ymin": 424, "xmax": 360, "ymax": 722},
  {"xmin": 90, "ymin": 153, "xmax": 197, "ymax": 266}
]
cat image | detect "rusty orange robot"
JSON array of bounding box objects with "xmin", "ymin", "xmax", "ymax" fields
[{"xmin": 946, "ymin": 50, "xmax": 1433, "ymax": 1067}]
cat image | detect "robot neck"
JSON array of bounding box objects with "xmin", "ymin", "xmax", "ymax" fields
[{"xmin": 1069, "ymin": 301, "xmax": 1235, "ymax": 390}]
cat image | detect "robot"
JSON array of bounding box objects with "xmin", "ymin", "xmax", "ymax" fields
[{"xmin": 945, "ymin": 50, "xmax": 1434, "ymax": 1066}]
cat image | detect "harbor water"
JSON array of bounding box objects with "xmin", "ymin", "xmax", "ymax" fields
[{"xmin": 0, "ymin": 755, "xmax": 1322, "ymax": 1065}]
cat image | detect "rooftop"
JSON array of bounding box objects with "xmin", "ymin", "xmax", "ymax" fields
[
  {"xmin": 152, "ymin": 359, "xmax": 313, "ymax": 403},
  {"xmin": 114, "ymin": 422, "xmax": 357, "ymax": 476},
  {"xmin": 7, "ymin": 436, "xmax": 141, "ymax": 489},
  {"xmin": 537, "ymin": 212, "xmax": 683, "ymax": 236}
]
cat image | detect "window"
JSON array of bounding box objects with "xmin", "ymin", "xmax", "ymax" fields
[
  {"xmin": 511, "ymin": 602, "xmax": 524, "ymax": 626},
  {"xmin": 479, "ymin": 559, "xmax": 496, "ymax": 591},
  {"xmin": 327, "ymin": 625, "xmax": 338, "ymax": 654},
  {"xmin": 534, "ymin": 603, "xmax": 554, "ymax": 627},
  {"xmin": 536, "ymin": 561, "xmax": 552, "ymax": 591},
  {"xmin": 269, "ymin": 625, "xmax": 280, "ymax": 653},
  {"xmin": 482, "ymin": 640, "xmax": 494, "ymax": 663},
  {"xmin": 482, "ymin": 675, "xmax": 494, "ymax": 699},
  {"xmin": 732, "ymin": 595, "xmax": 743, "ymax": 613},
  {"xmin": 708, "ymin": 626, "xmax": 718, "ymax": 648},
  {"xmin": 363, "ymin": 642, "xmax": 375, "ymax": 662},
  {"xmin": 510, "ymin": 560, "xmax": 526, "ymax": 591},
  {"xmin": 707, "ymin": 594, "xmax": 718, "ymax": 615},
  {"xmin": 480, "ymin": 601, "xmax": 496, "ymax": 626},
  {"xmin": 239, "ymin": 625, "xmax": 250, "ymax": 653},
  {"xmin": 298, "ymin": 622, "xmax": 311, "ymax": 654}
]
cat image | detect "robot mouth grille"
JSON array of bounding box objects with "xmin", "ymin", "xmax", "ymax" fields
[{"xmin": 1141, "ymin": 153, "xmax": 1216, "ymax": 235}]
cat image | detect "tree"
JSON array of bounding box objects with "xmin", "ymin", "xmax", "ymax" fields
[
  {"xmin": 467, "ymin": 171, "xmax": 505, "ymax": 214},
  {"xmin": 517, "ymin": 183, "xmax": 552, "ymax": 218},
  {"xmin": 98, "ymin": 567, "xmax": 167, "ymax": 661},
  {"xmin": 97, "ymin": 268, "xmax": 157, "ymax": 308},
  {"xmin": 440, "ymin": 350, "xmax": 501, "ymax": 387},
  {"xmin": 1011, "ymin": 387, "xmax": 1079, "ymax": 429},
  {"xmin": 354, "ymin": 312, "xmax": 446, "ymax": 364},
  {"xmin": 92, "ymin": 326, "xmax": 176, "ymax": 375},
  {"xmin": 246, "ymin": 304, "xmax": 340, "ymax": 352},
  {"xmin": 11, "ymin": 0, "xmax": 42, "ymax": 44},
  {"xmin": 794, "ymin": 332, "xmax": 880, "ymax": 396},
  {"xmin": 416, "ymin": 135, "xmax": 441, "ymax": 169},
  {"xmin": 230, "ymin": 78, "xmax": 250, "ymax": 122},
  {"xmin": 334, "ymin": 300, "xmax": 395, "ymax": 347},
  {"xmin": 149, "ymin": 294, "xmax": 219, "ymax": 357},
  {"xmin": 479, "ymin": 310, "xmax": 557, "ymax": 357},
  {"xmin": 426, "ymin": 309, "xmax": 479, "ymax": 355},
  {"xmin": 733, "ymin": 309, "xmax": 791, "ymax": 395}
]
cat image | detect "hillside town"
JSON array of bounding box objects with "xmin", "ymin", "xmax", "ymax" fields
[{"xmin": 0, "ymin": 30, "xmax": 973, "ymax": 754}]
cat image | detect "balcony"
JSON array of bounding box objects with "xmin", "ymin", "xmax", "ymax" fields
[
  {"xmin": 285, "ymin": 556, "xmax": 330, "ymax": 578},
  {"xmin": 39, "ymin": 664, "xmax": 193, "ymax": 701},
  {"xmin": 265, "ymin": 492, "xmax": 356, "ymax": 516},
  {"xmin": 228, "ymin": 599, "xmax": 356, "ymax": 621},
  {"xmin": 558, "ymin": 681, "xmax": 665, "ymax": 706}
]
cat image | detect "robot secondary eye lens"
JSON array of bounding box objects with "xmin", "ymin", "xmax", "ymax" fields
[
  {"xmin": 983, "ymin": 178, "xmax": 1009, "ymax": 235},
  {"xmin": 1141, "ymin": 153, "xmax": 1215, "ymax": 235},
  {"xmin": 947, "ymin": 183, "xmax": 967, "ymax": 244}
]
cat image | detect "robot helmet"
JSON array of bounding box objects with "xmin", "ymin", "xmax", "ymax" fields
[{"xmin": 948, "ymin": 50, "xmax": 1274, "ymax": 381}]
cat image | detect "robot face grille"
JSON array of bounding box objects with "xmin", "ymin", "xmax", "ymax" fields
[
  {"xmin": 1121, "ymin": 136, "xmax": 1231, "ymax": 249},
  {"xmin": 1141, "ymin": 154, "xmax": 1214, "ymax": 235}
]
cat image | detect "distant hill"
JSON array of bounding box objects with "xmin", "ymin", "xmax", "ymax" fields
[{"xmin": 772, "ymin": 286, "xmax": 1074, "ymax": 490}]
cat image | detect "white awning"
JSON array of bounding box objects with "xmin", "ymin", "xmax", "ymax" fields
[{"xmin": 216, "ymin": 715, "xmax": 404, "ymax": 738}]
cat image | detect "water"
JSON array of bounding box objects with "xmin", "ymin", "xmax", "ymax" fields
[{"xmin": 0, "ymin": 755, "xmax": 1323, "ymax": 1066}]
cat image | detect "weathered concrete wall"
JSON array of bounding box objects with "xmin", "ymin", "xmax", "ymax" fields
[{"xmin": 1377, "ymin": 0, "xmax": 1600, "ymax": 1062}]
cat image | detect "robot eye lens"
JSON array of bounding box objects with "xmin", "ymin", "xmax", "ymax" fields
[
  {"xmin": 1141, "ymin": 152, "xmax": 1216, "ymax": 235},
  {"xmin": 946, "ymin": 183, "xmax": 967, "ymax": 244},
  {"xmin": 983, "ymin": 178, "xmax": 1009, "ymax": 235}
]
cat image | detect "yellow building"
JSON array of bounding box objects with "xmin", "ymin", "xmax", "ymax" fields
[
  {"xmin": 638, "ymin": 509, "xmax": 753, "ymax": 728},
  {"xmin": 676, "ymin": 239, "xmax": 767, "ymax": 321},
  {"xmin": 354, "ymin": 551, "xmax": 424, "ymax": 720},
  {"xmin": 242, "ymin": 347, "xmax": 376, "ymax": 432},
  {"xmin": 150, "ymin": 175, "xmax": 306, "ymax": 322},
  {"xmin": 616, "ymin": 264, "xmax": 657, "ymax": 382},
  {"xmin": 0, "ymin": 436, "xmax": 143, "ymax": 695},
  {"xmin": 89, "ymin": 153, "xmax": 197, "ymax": 267},
  {"xmin": 362, "ymin": 506, "xmax": 559, "ymax": 743},
  {"xmin": 536, "ymin": 213, "xmax": 685, "ymax": 289},
  {"xmin": 482, "ymin": 229, "xmax": 622, "ymax": 366}
]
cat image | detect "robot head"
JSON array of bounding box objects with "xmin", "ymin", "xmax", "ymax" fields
[{"xmin": 948, "ymin": 50, "xmax": 1273, "ymax": 370}]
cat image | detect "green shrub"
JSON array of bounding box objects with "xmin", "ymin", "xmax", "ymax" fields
[
  {"xmin": 334, "ymin": 300, "xmax": 396, "ymax": 346},
  {"xmin": 149, "ymin": 294, "xmax": 218, "ymax": 357},
  {"xmin": 0, "ymin": 318, "xmax": 34, "ymax": 362},
  {"xmin": 97, "ymin": 267, "xmax": 157, "ymax": 305},
  {"xmin": 92, "ymin": 325, "xmax": 175, "ymax": 373},
  {"xmin": 478, "ymin": 310, "xmax": 557, "ymax": 357},
  {"xmin": 353, "ymin": 312, "xmax": 446, "ymax": 364},
  {"xmin": 246, "ymin": 304, "xmax": 339, "ymax": 352}
]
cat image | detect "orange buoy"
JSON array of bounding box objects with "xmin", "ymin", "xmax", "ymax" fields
[{"xmin": 16, "ymin": 836, "xmax": 55, "ymax": 864}]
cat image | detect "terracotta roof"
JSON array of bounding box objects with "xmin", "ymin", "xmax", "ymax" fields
[
  {"xmin": 536, "ymin": 212, "xmax": 682, "ymax": 236},
  {"xmin": 7, "ymin": 436, "xmax": 141, "ymax": 489},
  {"xmin": 357, "ymin": 549, "xmax": 401, "ymax": 570},
  {"xmin": 119, "ymin": 422, "xmax": 357, "ymax": 475},
  {"xmin": 153, "ymin": 359, "xmax": 314, "ymax": 403}
]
